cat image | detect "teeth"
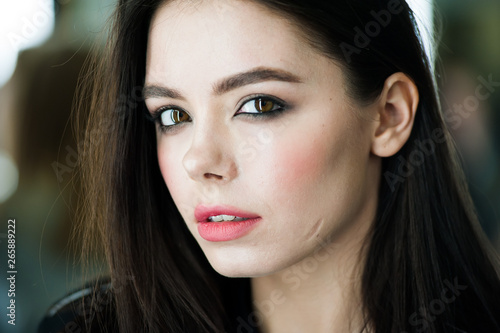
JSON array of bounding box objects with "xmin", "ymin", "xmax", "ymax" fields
[
  {"xmin": 211, "ymin": 215, "xmax": 224, "ymax": 222},
  {"xmin": 208, "ymin": 215, "xmax": 249, "ymax": 222}
]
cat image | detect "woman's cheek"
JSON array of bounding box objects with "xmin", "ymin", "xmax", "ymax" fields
[
  {"xmin": 157, "ymin": 143, "xmax": 172, "ymax": 185},
  {"xmin": 157, "ymin": 142, "xmax": 187, "ymax": 203},
  {"xmin": 268, "ymin": 126, "xmax": 335, "ymax": 196}
]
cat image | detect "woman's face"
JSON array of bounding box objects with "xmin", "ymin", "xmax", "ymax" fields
[{"xmin": 145, "ymin": 0, "xmax": 380, "ymax": 277}]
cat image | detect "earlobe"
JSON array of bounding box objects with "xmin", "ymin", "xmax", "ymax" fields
[{"xmin": 371, "ymin": 72, "xmax": 419, "ymax": 157}]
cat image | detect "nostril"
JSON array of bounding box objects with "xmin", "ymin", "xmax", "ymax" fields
[
  {"xmin": 204, "ymin": 173, "xmax": 224, "ymax": 180},
  {"xmin": 182, "ymin": 139, "xmax": 238, "ymax": 182}
]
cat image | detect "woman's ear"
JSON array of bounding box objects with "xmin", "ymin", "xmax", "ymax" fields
[{"xmin": 371, "ymin": 72, "xmax": 419, "ymax": 157}]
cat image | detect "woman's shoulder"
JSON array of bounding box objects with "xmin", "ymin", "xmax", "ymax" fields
[{"xmin": 38, "ymin": 278, "xmax": 118, "ymax": 333}]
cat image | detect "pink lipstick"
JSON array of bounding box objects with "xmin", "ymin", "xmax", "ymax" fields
[{"xmin": 195, "ymin": 204, "xmax": 261, "ymax": 242}]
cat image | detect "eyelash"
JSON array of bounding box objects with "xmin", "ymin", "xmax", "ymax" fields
[{"xmin": 149, "ymin": 94, "xmax": 289, "ymax": 133}]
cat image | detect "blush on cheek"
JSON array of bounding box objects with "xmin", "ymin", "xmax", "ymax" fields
[{"xmin": 272, "ymin": 134, "xmax": 331, "ymax": 193}]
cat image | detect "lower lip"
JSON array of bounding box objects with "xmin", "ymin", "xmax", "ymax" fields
[{"xmin": 197, "ymin": 218, "xmax": 261, "ymax": 242}]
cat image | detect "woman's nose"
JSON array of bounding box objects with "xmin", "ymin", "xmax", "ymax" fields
[{"xmin": 182, "ymin": 122, "xmax": 238, "ymax": 183}]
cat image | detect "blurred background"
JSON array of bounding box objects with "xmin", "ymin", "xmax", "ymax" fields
[{"xmin": 0, "ymin": 0, "xmax": 499, "ymax": 332}]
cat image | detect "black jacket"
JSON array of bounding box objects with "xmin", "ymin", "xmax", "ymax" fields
[
  {"xmin": 38, "ymin": 280, "xmax": 118, "ymax": 333},
  {"xmin": 38, "ymin": 278, "xmax": 258, "ymax": 333}
]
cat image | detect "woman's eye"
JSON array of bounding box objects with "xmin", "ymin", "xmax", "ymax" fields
[
  {"xmin": 160, "ymin": 108, "xmax": 192, "ymax": 127},
  {"xmin": 153, "ymin": 97, "xmax": 285, "ymax": 131},
  {"xmin": 238, "ymin": 97, "xmax": 284, "ymax": 115}
]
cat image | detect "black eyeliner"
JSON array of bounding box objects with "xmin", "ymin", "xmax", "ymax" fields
[
  {"xmin": 235, "ymin": 94, "xmax": 290, "ymax": 119},
  {"xmin": 149, "ymin": 105, "xmax": 185, "ymax": 122},
  {"xmin": 153, "ymin": 94, "xmax": 290, "ymax": 134},
  {"xmin": 148, "ymin": 105, "xmax": 191, "ymax": 131}
]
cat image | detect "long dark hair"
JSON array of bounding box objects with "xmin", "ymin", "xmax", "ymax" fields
[{"xmin": 78, "ymin": 0, "xmax": 500, "ymax": 332}]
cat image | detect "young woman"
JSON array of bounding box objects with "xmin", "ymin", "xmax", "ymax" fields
[{"xmin": 39, "ymin": 0, "xmax": 500, "ymax": 332}]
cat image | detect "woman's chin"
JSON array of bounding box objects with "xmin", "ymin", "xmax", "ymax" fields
[
  {"xmin": 207, "ymin": 257, "xmax": 274, "ymax": 278},
  {"xmin": 203, "ymin": 250, "xmax": 282, "ymax": 278}
]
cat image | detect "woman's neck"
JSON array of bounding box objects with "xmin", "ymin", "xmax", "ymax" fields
[{"xmin": 250, "ymin": 224, "xmax": 371, "ymax": 333}]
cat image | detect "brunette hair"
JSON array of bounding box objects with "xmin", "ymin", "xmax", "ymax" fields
[{"xmin": 78, "ymin": 0, "xmax": 500, "ymax": 332}]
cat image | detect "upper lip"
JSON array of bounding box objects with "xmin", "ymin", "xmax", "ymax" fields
[{"xmin": 194, "ymin": 204, "xmax": 261, "ymax": 222}]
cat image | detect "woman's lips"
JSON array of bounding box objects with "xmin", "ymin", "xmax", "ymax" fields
[
  {"xmin": 194, "ymin": 204, "xmax": 261, "ymax": 242},
  {"xmin": 194, "ymin": 204, "xmax": 260, "ymax": 222}
]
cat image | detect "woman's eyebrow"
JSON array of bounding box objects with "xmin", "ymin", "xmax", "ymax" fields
[
  {"xmin": 213, "ymin": 67, "xmax": 303, "ymax": 95},
  {"xmin": 143, "ymin": 67, "xmax": 303, "ymax": 100}
]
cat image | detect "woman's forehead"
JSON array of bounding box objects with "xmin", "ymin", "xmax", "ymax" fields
[{"xmin": 145, "ymin": 0, "xmax": 320, "ymax": 85}]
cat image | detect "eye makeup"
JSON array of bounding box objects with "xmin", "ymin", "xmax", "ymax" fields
[{"xmin": 147, "ymin": 94, "xmax": 291, "ymax": 134}]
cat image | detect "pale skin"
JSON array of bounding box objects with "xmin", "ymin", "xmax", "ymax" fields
[{"xmin": 144, "ymin": 1, "xmax": 418, "ymax": 332}]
